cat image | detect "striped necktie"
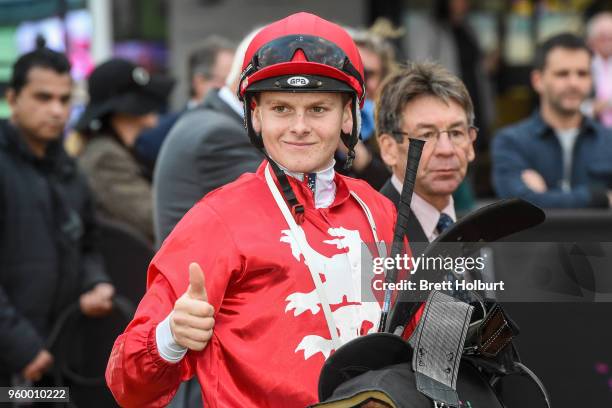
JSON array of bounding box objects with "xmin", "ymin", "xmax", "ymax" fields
[{"xmin": 436, "ymin": 213, "xmax": 454, "ymax": 234}]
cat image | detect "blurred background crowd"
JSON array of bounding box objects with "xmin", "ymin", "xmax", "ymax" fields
[
  {"xmin": 1, "ymin": 0, "xmax": 612, "ymax": 407},
  {"xmin": 3, "ymin": 0, "xmax": 612, "ymax": 220}
]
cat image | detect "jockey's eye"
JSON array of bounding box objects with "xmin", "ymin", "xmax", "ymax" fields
[{"xmin": 272, "ymin": 105, "xmax": 288, "ymax": 113}]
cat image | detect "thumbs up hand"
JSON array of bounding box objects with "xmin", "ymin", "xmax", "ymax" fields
[{"xmin": 170, "ymin": 263, "xmax": 215, "ymax": 351}]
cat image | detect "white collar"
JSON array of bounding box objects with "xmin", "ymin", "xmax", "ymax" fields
[
  {"xmin": 217, "ymin": 86, "xmax": 244, "ymax": 118},
  {"xmin": 274, "ymin": 159, "xmax": 337, "ymax": 209},
  {"xmin": 593, "ymin": 54, "xmax": 612, "ymax": 68},
  {"xmin": 391, "ymin": 173, "xmax": 456, "ymax": 241},
  {"xmin": 186, "ymin": 99, "xmax": 200, "ymax": 109}
]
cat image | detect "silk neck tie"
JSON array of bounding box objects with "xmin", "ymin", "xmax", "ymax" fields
[{"xmin": 436, "ymin": 212, "xmax": 454, "ymax": 234}]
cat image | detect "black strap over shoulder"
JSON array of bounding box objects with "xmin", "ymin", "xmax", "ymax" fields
[{"xmin": 267, "ymin": 158, "xmax": 305, "ymax": 224}]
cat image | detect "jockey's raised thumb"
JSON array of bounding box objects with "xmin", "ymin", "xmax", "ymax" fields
[{"xmin": 187, "ymin": 262, "xmax": 208, "ymax": 302}]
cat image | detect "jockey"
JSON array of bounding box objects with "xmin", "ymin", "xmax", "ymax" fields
[{"xmin": 106, "ymin": 12, "xmax": 399, "ymax": 407}]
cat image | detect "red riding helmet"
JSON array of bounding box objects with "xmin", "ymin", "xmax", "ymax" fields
[{"xmin": 238, "ymin": 12, "xmax": 365, "ymax": 163}]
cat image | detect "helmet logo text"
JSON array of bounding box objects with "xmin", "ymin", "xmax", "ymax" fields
[{"xmin": 287, "ymin": 76, "xmax": 310, "ymax": 87}]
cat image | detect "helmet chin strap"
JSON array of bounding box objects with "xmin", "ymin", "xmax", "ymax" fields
[
  {"xmin": 243, "ymin": 97, "xmax": 264, "ymax": 149},
  {"xmin": 340, "ymin": 94, "xmax": 360, "ymax": 170}
]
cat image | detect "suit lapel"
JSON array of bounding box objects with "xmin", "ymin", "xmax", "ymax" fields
[
  {"xmin": 379, "ymin": 179, "xmax": 400, "ymax": 207},
  {"xmin": 379, "ymin": 178, "xmax": 429, "ymax": 244}
]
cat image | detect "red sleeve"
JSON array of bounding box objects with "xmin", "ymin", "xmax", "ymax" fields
[
  {"xmin": 106, "ymin": 200, "xmax": 243, "ymax": 407},
  {"xmin": 105, "ymin": 271, "xmax": 193, "ymax": 407}
]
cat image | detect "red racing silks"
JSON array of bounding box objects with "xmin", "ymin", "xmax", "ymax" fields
[{"xmin": 106, "ymin": 161, "xmax": 415, "ymax": 408}]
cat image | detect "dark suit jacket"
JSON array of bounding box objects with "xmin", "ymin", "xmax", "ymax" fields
[
  {"xmin": 153, "ymin": 89, "xmax": 263, "ymax": 246},
  {"xmin": 379, "ymin": 179, "xmax": 429, "ymax": 247}
]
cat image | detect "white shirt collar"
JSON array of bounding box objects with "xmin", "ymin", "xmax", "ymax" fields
[
  {"xmin": 593, "ymin": 54, "xmax": 612, "ymax": 68},
  {"xmin": 391, "ymin": 174, "xmax": 456, "ymax": 242},
  {"xmin": 186, "ymin": 98, "xmax": 201, "ymax": 110},
  {"xmin": 217, "ymin": 86, "xmax": 244, "ymax": 118},
  {"xmin": 274, "ymin": 160, "xmax": 337, "ymax": 209}
]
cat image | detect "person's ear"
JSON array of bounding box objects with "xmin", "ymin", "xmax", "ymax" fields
[
  {"xmin": 466, "ymin": 127, "xmax": 477, "ymax": 163},
  {"xmin": 531, "ymin": 69, "xmax": 543, "ymax": 95},
  {"xmin": 192, "ymin": 74, "xmax": 206, "ymax": 97},
  {"xmin": 251, "ymin": 100, "xmax": 262, "ymax": 134},
  {"xmin": 378, "ymin": 133, "xmax": 399, "ymax": 168},
  {"xmin": 5, "ymin": 88, "xmax": 16, "ymax": 108},
  {"xmin": 341, "ymin": 99, "xmax": 353, "ymax": 135}
]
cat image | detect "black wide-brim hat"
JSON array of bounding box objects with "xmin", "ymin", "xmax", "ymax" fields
[{"xmin": 75, "ymin": 58, "xmax": 175, "ymax": 132}]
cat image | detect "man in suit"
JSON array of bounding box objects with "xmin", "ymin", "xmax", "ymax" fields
[
  {"xmin": 376, "ymin": 62, "xmax": 477, "ymax": 243},
  {"xmin": 153, "ymin": 30, "xmax": 262, "ymax": 247}
]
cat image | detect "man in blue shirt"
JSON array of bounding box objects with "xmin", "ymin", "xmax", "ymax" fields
[{"xmin": 492, "ymin": 33, "xmax": 612, "ymax": 208}]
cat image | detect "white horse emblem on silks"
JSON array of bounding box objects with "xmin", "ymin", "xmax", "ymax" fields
[{"xmin": 280, "ymin": 226, "xmax": 382, "ymax": 360}]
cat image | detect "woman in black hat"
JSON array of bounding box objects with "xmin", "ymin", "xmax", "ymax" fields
[{"xmin": 75, "ymin": 58, "xmax": 174, "ymax": 242}]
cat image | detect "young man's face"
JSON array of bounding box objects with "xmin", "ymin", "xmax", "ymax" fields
[
  {"xmin": 252, "ymin": 91, "xmax": 352, "ymax": 173},
  {"xmin": 6, "ymin": 67, "xmax": 72, "ymax": 143},
  {"xmin": 531, "ymin": 47, "xmax": 592, "ymax": 116},
  {"xmin": 379, "ymin": 95, "xmax": 476, "ymax": 201}
]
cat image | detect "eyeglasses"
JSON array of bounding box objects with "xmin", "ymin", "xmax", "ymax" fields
[{"xmin": 392, "ymin": 125, "xmax": 477, "ymax": 148}]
